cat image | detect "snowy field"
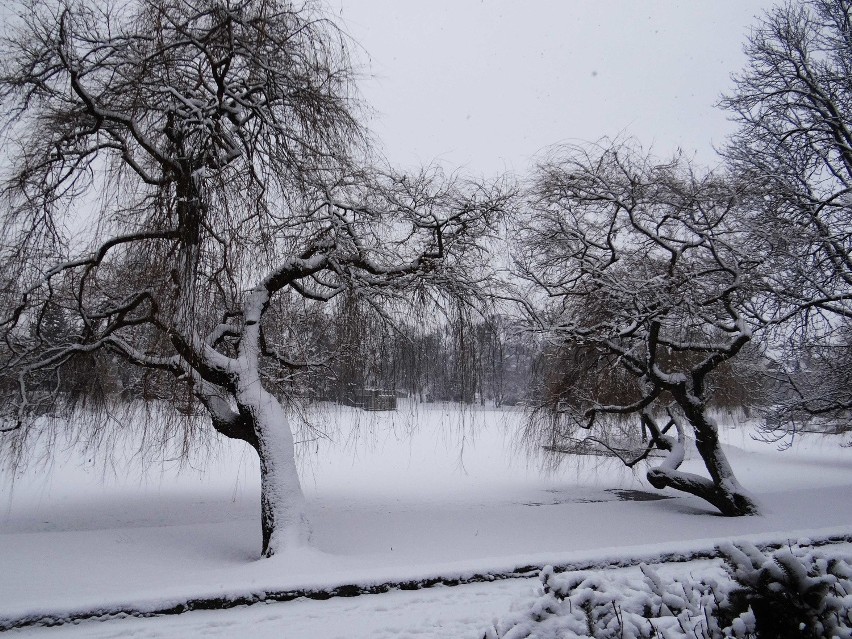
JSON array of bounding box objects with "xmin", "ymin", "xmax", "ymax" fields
[{"xmin": 2, "ymin": 403, "xmax": 852, "ymax": 637}]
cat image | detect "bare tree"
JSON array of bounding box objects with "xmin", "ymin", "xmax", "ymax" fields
[
  {"xmin": 721, "ymin": 0, "xmax": 852, "ymax": 437},
  {"xmin": 514, "ymin": 141, "xmax": 761, "ymax": 516},
  {"xmin": 0, "ymin": 0, "xmax": 507, "ymax": 557}
]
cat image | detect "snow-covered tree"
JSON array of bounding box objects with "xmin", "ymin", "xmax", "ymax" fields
[
  {"xmin": 0, "ymin": 0, "xmax": 506, "ymax": 557},
  {"xmin": 515, "ymin": 141, "xmax": 761, "ymax": 516},
  {"xmin": 721, "ymin": 0, "xmax": 852, "ymax": 438}
]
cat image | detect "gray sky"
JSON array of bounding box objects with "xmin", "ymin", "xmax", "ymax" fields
[
  {"xmin": 0, "ymin": 1, "xmax": 777, "ymax": 175},
  {"xmin": 334, "ymin": 1, "xmax": 777, "ymax": 175}
]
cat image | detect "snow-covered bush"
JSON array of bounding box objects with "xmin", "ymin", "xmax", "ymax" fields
[
  {"xmin": 719, "ymin": 542, "xmax": 852, "ymax": 638},
  {"xmin": 483, "ymin": 562, "xmax": 727, "ymax": 639},
  {"xmin": 484, "ymin": 544, "xmax": 852, "ymax": 639}
]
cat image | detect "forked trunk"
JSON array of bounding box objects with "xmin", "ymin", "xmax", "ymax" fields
[
  {"xmin": 646, "ymin": 404, "xmax": 759, "ymax": 516},
  {"xmin": 200, "ymin": 338, "xmax": 311, "ymax": 557}
]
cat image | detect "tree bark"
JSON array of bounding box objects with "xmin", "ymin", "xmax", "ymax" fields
[
  {"xmin": 236, "ymin": 287, "xmax": 310, "ymax": 557},
  {"xmin": 236, "ymin": 380, "xmax": 310, "ymax": 557},
  {"xmin": 686, "ymin": 406, "xmax": 759, "ymax": 516}
]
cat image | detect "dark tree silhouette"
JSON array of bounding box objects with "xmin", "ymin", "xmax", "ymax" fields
[
  {"xmin": 515, "ymin": 141, "xmax": 762, "ymax": 516},
  {"xmin": 721, "ymin": 0, "xmax": 852, "ymax": 438}
]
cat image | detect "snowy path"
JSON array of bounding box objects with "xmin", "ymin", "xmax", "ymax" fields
[{"xmin": 8, "ymin": 578, "xmax": 537, "ymax": 639}]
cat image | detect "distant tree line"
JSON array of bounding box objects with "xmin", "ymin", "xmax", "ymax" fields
[{"xmin": 13, "ymin": 291, "xmax": 540, "ymax": 412}]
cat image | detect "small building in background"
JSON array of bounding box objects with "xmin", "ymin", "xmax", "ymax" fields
[{"xmin": 344, "ymin": 388, "xmax": 397, "ymax": 411}]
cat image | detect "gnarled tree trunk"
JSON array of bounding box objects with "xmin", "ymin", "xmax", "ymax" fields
[
  {"xmin": 194, "ymin": 286, "xmax": 311, "ymax": 558},
  {"xmin": 646, "ymin": 401, "xmax": 759, "ymax": 516},
  {"xmin": 237, "ymin": 288, "xmax": 310, "ymax": 557}
]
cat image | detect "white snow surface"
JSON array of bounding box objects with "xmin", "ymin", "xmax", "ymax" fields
[{"xmin": 2, "ymin": 403, "xmax": 852, "ymax": 637}]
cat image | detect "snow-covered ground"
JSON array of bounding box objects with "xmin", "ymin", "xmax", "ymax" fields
[{"xmin": 3, "ymin": 403, "xmax": 852, "ymax": 637}]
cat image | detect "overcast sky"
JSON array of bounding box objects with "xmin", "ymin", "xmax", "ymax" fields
[
  {"xmin": 333, "ymin": 1, "xmax": 777, "ymax": 176},
  {"xmin": 0, "ymin": 1, "xmax": 778, "ymax": 175}
]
